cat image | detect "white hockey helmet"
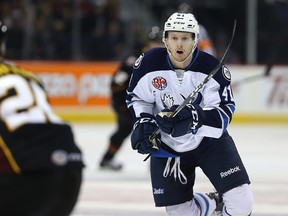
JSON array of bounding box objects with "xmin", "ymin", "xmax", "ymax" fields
[{"xmin": 163, "ymin": 12, "xmax": 199, "ymax": 46}]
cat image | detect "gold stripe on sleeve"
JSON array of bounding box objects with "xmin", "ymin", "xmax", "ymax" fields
[{"xmin": 0, "ymin": 136, "xmax": 21, "ymax": 174}]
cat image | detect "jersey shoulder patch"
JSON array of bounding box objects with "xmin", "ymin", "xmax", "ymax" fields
[
  {"xmin": 222, "ymin": 65, "xmax": 231, "ymax": 81},
  {"xmin": 133, "ymin": 53, "xmax": 144, "ymax": 69}
]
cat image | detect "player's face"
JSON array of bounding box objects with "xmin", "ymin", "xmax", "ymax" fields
[{"xmin": 166, "ymin": 32, "xmax": 195, "ymax": 62}]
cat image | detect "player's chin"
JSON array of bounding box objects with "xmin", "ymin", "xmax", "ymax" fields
[{"xmin": 174, "ymin": 55, "xmax": 186, "ymax": 62}]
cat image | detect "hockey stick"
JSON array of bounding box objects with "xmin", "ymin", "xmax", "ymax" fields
[
  {"xmin": 232, "ymin": 63, "xmax": 272, "ymax": 88},
  {"xmin": 143, "ymin": 20, "xmax": 237, "ymax": 161}
]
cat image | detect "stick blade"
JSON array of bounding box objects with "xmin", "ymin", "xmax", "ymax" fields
[{"xmin": 264, "ymin": 63, "xmax": 273, "ymax": 77}]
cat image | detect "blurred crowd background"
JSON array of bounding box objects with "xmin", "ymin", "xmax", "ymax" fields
[{"xmin": 1, "ymin": 0, "xmax": 287, "ymax": 64}]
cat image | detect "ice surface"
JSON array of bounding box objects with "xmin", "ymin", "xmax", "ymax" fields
[{"xmin": 71, "ymin": 122, "xmax": 288, "ymax": 216}]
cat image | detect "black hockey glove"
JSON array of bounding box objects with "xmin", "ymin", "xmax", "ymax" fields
[
  {"xmin": 155, "ymin": 104, "xmax": 203, "ymax": 137},
  {"xmin": 131, "ymin": 113, "xmax": 161, "ymax": 154}
]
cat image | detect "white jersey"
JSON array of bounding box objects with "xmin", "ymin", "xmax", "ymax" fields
[{"xmin": 126, "ymin": 47, "xmax": 235, "ymax": 153}]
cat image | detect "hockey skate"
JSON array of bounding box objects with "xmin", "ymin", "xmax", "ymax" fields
[
  {"xmin": 100, "ymin": 159, "xmax": 123, "ymax": 171},
  {"xmin": 207, "ymin": 192, "xmax": 224, "ymax": 215}
]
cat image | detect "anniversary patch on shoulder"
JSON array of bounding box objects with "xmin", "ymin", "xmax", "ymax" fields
[
  {"xmin": 222, "ymin": 65, "xmax": 231, "ymax": 81},
  {"xmin": 152, "ymin": 76, "xmax": 167, "ymax": 90},
  {"xmin": 133, "ymin": 53, "xmax": 144, "ymax": 69}
]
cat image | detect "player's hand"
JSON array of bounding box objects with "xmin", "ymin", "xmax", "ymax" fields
[
  {"xmin": 131, "ymin": 113, "xmax": 161, "ymax": 154},
  {"xmin": 155, "ymin": 104, "xmax": 203, "ymax": 137}
]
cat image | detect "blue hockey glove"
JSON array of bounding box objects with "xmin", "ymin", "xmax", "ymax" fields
[
  {"xmin": 155, "ymin": 104, "xmax": 203, "ymax": 137},
  {"xmin": 131, "ymin": 113, "xmax": 161, "ymax": 154}
]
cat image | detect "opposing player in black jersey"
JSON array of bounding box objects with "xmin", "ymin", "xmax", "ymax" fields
[
  {"xmin": 127, "ymin": 13, "xmax": 254, "ymax": 215},
  {"xmin": 99, "ymin": 26, "xmax": 164, "ymax": 170},
  {"xmin": 0, "ymin": 21, "xmax": 84, "ymax": 216}
]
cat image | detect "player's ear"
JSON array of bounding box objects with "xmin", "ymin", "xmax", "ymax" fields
[
  {"xmin": 162, "ymin": 31, "xmax": 168, "ymax": 44},
  {"xmin": 162, "ymin": 35, "xmax": 168, "ymax": 49}
]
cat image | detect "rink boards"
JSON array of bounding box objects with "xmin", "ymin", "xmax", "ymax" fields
[{"xmin": 16, "ymin": 61, "xmax": 288, "ymax": 123}]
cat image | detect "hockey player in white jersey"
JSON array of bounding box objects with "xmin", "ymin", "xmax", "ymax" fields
[{"xmin": 127, "ymin": 12, "xmax": 254, "ymax": 215}]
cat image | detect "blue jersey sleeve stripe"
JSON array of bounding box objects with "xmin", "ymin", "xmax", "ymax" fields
[
  {"xmin": 227, "ymin": 104, "xmax": 235, "ymax": 113},
  {"xmin": 219, "ymin": 110, "xmax": 230, "ymax": 131},
  {"xmin": 218, "ymin": 104, "xmax": 235, "ymax": 122}
]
